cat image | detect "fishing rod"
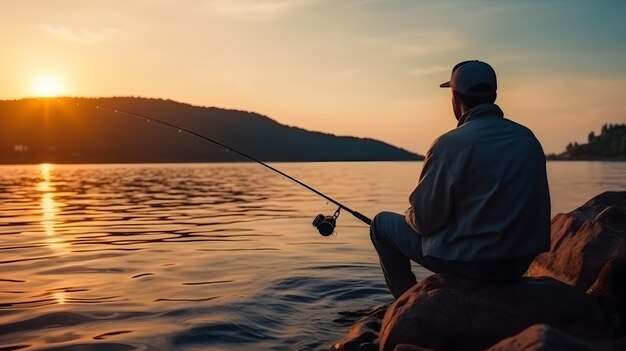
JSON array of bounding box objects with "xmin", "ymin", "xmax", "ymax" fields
[{"xmin": 76, "ymin": 102, "xmax": 372, "ymax": 235}]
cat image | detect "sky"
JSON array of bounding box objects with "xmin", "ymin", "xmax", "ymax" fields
[{"xmin": 1, "ymin": 0, "xmax": 625, "ymax": 154}]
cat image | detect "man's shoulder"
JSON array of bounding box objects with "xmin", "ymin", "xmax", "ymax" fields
[
  {"xmin": 500, "ymin": 117, "xmax": 536, "ymax": 136},
  {"xmin": 428, "ymin": 126, "xmax": 474, "ymax": 156},
  {"xmin": 429, "ymin": 117, "xmax": 540, "ymax": 158}
]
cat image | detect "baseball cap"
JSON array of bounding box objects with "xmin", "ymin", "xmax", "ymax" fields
[{"xmin": 439, "ymin": 60, "xmax": 497, "ymax": 97}]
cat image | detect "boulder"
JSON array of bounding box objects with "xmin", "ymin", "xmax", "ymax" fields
[
  {"xmin": 484, "ymin": 324, "xmax": 599, "ymax": 351},
  {"xmin": 527, "ymin": 191, "xmax": 626, "ymax": 333},
  {"xmin": 331, "ymin": 305, "xmax": 387, "ymax": 351},
  {"xmin": 393, "ymin": 345, "xmax": 435, "ymax": 351},
  {"xmin": 378, "ymin": 274, "xmax": 610, "ymax": 351}
]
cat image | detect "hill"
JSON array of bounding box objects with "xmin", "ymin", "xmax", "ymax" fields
[
  {"xmin": 0, "ymin": 97, "xmax": 423, "ymax": 164},
  {"xmin": 547, "ymin": 123, "xmax": 626, "ymax": 161}
]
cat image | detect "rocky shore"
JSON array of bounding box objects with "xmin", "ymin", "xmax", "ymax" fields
[{"xmin": 332, "ymin": 191, "xmax": 626, "ymax": 351}]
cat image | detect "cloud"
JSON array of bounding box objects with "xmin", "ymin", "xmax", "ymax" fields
[
  {"xmin": 205, "ymin": 0, "xmax": 313, "ymax": 18},
  {"xmin": 409, "ymin": 65, "xmax": 449, "ymax": 77},
  {"xmin": 38, "ymin": 24, "xmax": 119, "ymax": 44},
  {"xmin": 487, "ymin": 54, "xmax": 530, "ymax": 64},
  {"xmin": 396, "ymin": 31, "xmax": 463, "ymax": 56},
  {"xmin": 366, "ymin": 30, "xmax": 464, "ymax": 57}
]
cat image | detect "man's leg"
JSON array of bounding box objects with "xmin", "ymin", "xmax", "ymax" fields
[{"xmin": 370, "ymin": 211, "xmax": 431, "ymax": 299}]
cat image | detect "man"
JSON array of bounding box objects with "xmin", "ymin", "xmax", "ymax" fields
[{"xmin": 370, "ymin": 60, "xmax": 551, "ymax": 299}]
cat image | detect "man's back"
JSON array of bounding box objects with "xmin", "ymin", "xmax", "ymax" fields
[{"xmin": 410, "ymin": 103, "xmax": 551, "ymax": 261}]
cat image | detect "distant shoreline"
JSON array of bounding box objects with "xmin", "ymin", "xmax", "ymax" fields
[
  {"xmin": 545, "ymin": 156, "xmax": 626, "ymax": 162},
  {"xmin": 1, "ymin": 158, "xmax": 625, "ymax": 166},
  {"xmin": 0, "ymin": 159, "xmax": 422, "ymax": 166},
  {"xmin": 0, "ymin": 97, "xmax": 423, "ymax": 163}
]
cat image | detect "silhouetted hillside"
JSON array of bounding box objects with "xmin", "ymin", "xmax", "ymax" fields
[
  {"xmin": 547, "ymin": 123, "xmax": 626, "ymax": 161},
  {"xmin": 0, "ymin": 97, "xmax": 423, "ymax": 164}
]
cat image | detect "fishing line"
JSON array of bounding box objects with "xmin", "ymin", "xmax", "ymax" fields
[
  {"xmin": 144, "ymin": 114, "xmax": 209, "ymax": 161},
  {"xmin": 75, "ymin": 102, "xmax": 372, "ymax": 234}
]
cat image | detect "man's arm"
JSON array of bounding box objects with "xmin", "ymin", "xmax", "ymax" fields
[{"xmin": 406, "ymin": 153, "xmax": 454, "ymax": 236}]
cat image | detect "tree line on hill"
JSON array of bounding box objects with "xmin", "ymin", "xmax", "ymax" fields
[
  {"xmin": 0, "ymin": 97, "xmax": 423, "ymax": 164},
  {"xmin": 548, "ymin": 123, "xmax": 626, "ymax": 160}
]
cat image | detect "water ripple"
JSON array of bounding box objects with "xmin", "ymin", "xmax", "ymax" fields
[
  {"xmin": 2, "ymin": 162, "xmax": 623, "ymax": 350},
  {"xmin": 173, "ymin": 320, "xmax": 276, "ymax": 346}
]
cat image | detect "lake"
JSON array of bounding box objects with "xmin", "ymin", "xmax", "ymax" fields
[{"xmin": 1, "ymin": 161, "xmax": 625, "ymax": 350}]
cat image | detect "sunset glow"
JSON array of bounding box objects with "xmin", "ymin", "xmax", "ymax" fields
[
  {"xmin": 1, "ymin": 1, "xmax": 625, "ymax": 153},
  {"xmin": 32, "ymin": 74, "xmax": 65, "ymax": 97}
]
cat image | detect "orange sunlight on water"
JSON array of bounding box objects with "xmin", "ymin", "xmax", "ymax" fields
[{"xmin": 38, "ymin": 163, "xmax": 68, "ymax": 264}]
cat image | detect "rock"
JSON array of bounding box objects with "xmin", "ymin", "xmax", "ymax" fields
[
  {"xmin": 393, "ymin": 345, "xmax": 435, "ymax": 351},
  {"xmin": 378, "ymin": 274, "xmax": 610, "ymax": 351},
  {"xmin": 588, "ymin": 256, "xmax": 626, "ymax": 335},
  {"xmin": 583, "ymin": 190, "xmax": 626, "ymax": 208},
  {"xmin": 615, "ymin": 336, "xmax": 626, "ymax": 350},
  {"xmin": 331, "ymin": 305, "xmax": 387, "ymax": 351},
  {"xmin": 527, "ymin": 191, "xmax": 626, "ymax": 334},
  {"xmin": 484, "ymin": 324, "xmax": 599, "ymax": 351}
]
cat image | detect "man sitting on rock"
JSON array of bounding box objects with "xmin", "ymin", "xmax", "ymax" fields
[{"xmin": 370, "ymin": 60, "xmax": 551, "ymax": 299}]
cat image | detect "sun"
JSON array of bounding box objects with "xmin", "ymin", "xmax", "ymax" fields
[{"xmin": 32, "ymin": 74, "xmax": 65, "ymax": 97}]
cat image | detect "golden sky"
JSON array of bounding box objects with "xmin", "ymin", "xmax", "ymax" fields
[{"xmin": 1, "ymin": 0, "xmax": 625, "ymax": 154}]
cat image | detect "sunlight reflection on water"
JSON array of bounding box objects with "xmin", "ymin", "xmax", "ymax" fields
[
  {"xmin": 0, "ymin": 161, "xmax": 625, "ymax": 350},
  {"xmin": 38, "ymin": 164, "xmax": 68, "ymax": 258}
]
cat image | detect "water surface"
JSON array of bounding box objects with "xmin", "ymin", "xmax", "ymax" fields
[{"xmin": 1, "ymin": 162, "xmax": 625, "ymax": 350}]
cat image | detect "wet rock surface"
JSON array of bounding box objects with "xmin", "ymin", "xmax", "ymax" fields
[
  {"xmin": 527, "ymin": 191, "xmax": 626, "ymax": 335},
  {"xmin": 484, "ymin": 324, "xmax": 598, "ymax": 351},
  {"xmin": 378, "ymin": 275, "xmax": 610, "ymax": 351},
  {"xmin": 331, "ymin": 305, "xmax": 388, "ymax": 351},
  {"xmin": 332, "ymin": 191, "xmax": 626, "ymax": 351}
]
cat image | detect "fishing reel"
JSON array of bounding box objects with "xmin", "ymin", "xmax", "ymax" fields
[{"xmin": 313, "ymin": 207, "xmax": 341, "ymax": 236}]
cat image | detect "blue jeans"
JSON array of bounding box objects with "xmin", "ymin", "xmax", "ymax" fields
[{"xmin": 370, "ymin": 211, "xmax": 535, "ymax": 299}]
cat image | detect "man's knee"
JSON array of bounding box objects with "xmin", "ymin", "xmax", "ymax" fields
[{"xmin": 370, "ymin": 211, "xmax": 396, "ymax": 243}]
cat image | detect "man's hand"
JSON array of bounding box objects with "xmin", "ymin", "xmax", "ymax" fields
[{"xmin": 404, "ymin": 207, "xmax": 420, "ymax": 233}]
